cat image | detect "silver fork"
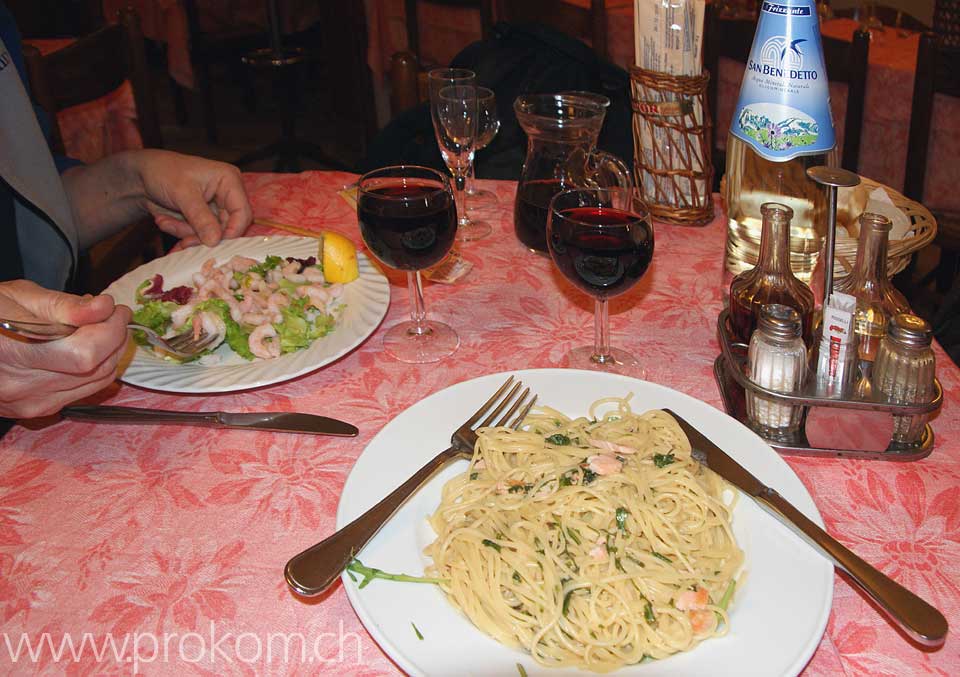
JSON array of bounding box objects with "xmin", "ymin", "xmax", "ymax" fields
[
  {"xmin": 0, "ymin": 318, "xmax": 218, "ymax": 359},
  {"xmin": 285, "ymin": 376, "xmax": 537, "ymax": 597}
]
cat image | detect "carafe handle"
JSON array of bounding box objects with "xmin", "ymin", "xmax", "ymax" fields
[{"xmin": 584, "ymin": 150, "xmax": 633, "ymax": 192}]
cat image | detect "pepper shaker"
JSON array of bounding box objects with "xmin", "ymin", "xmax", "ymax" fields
[{"xmin": 873, "ymin": 314, "xmax": 936, "ymax": 444}]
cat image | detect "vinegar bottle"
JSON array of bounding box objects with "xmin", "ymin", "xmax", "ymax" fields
[{"xmin": 729, "ymin": 202, "xmax": 816, "ymax": 347}]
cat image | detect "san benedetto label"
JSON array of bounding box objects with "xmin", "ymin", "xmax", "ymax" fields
[{"xmin": 729, "ymin": 0, "xmax": 836, "ymax": 162}]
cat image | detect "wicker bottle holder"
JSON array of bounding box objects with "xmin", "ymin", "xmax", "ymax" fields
[{"xmin": 630, "ymin": 66, "xmax": 714, "ymax": 226}]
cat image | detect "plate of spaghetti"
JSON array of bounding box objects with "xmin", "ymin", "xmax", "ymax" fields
[{"xmin": 337, "ymin": 370, "xmax": 833, "ymax": 676}]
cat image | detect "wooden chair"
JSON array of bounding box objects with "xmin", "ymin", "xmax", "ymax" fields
[
  {"xmin": 704, "ymin": 5, "xmax": 870, "ymax": 189},
  {"xmin": 390, "ymin": 0, "xmax": 606, "ymax": 115},
  {"xmin": 23, "ymin": 8, "xmax": 164, "ymax": 294},
  {"xmin": 493, "ymin": 0, "xmax": 607, "ymax": 59},
  {"xmin": 904, "ymin": 32, "xmax": 960, "ymax": 295},
  {"xmin": 390, "ymin": 0, "xmax": 494, "ymax": 115}
]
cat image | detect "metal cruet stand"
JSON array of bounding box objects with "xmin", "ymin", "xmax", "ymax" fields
[{"xmin": 713, "ymin": 167, "xmax": 943, "ymax": 460}]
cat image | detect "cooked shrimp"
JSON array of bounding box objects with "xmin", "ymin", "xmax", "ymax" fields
[
  {"xmin": 228, "ymin": 255, "xmax": 258, "ymax": 271},
  {"xmin": 171, "ymin": 303, "xmax": 197, "ymax": 330},
  {"xmin": 689, "ymin": 609, "xmax": 716, "ymax": 634},
  {"xmin": 201, "ymin": 258, "xmax": 216, "ymax": 276},
  {"xmin": 587, "ymin": 454, "xmax": 623, "ymax": 476},
  {"xmin": 282, "ymin": 260, "xmax": 306, "ymax": 283},
  {"xmin": 297, "ymin": 284, "xmax": 330, "ymax": 310},
  {"xmin": 589, "ymin": 439, "xmax": 639, "ymax": 455},
  {"xmin": 589, "ymin": 536, "xmax": 608, "ymax": 562},
  {"xmin": 303, "ymin": 266, "xmax": 325, "ymax": 283},
  {"xmin": 675, "ymin": 588, "xmax": 710, "ymax": 611},
  {"xmin": 267, "ymin": 292, "xmax": 289, "ymax": 313},
  {"xmin": 248, "ymin": 323, "xmax": 281, "ymax": 359},
  {"xmin": 241, "ymin": 312, "xmax": 271, "ymax": 326},
  {"xmin": 190, "ymin": 311, "xmax": 226, "ymax": 348}
]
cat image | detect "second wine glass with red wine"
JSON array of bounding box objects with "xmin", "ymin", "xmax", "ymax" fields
[
  {"xmin": 357, "ymin": 165, "xmax": 459, "ymax": 363},
  {"xmin": 547, "ymin": 187, "xmax": 654, "ymax": 372}
]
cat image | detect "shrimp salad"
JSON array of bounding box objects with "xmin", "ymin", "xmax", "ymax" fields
[{"xmin": 131, "ymin": 254, "xmax": 345, "ymax": 362}]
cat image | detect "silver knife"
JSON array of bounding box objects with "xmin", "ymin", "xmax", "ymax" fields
[
  {"xmin": 61, "ymin": 405, "xmax": 358, "ymax": 437},
  {"xmin": 664, "ymin": 409, "xmax": 947, "ymax": 648}
]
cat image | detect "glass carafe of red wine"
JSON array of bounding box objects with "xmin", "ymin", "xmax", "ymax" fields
[{"xmin": 513, "ymin": 93, "xmax": 632, "ymax": 253}]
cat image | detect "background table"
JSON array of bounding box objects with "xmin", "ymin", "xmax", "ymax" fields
[
  {"xmin": 365, "ymin": 2, "xmax": 959, "ymax": 212},
  {"xmin": 0, "ymin": 172, "xmax": 957, "ymax": 674}
]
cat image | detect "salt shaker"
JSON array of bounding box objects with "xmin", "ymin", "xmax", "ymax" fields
[
  {"xmin": 746, "ymin": 304, "xmax": 808, "ymax": 438},
  {"xmin": 873, "ymin": 314, "xmax": 937, "ymax": 444}
]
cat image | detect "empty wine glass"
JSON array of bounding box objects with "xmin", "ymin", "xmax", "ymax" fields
[
  {"xmin": 357, "ymin": 165, "xmax": 459, "ymax": 363},
  {"xmin": 547, "ymin": 187, "xmax": 654, "ymax": 373},
  {"xmin": 466, "ymin": 87, "xmax": 500, "ymax": 210},
  {"xmin": 428, "ymin": 68, "xmax": 490, "ymax": 242}
]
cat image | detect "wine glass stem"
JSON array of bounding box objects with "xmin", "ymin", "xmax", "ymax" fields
[
  {"xmin": 406, "ymin": 271, "xmax": 430, "ymax": 336},
  {"xmin": 466, "ymin": 163, "xmax": 477, "ymax": 197},
  {"xmin": 592, "ymin": 298, "xmax": 613, "ymax": 364},
  {"xmin": 453, "ymin": 160, "xmax": 471, "ymax": 226}
]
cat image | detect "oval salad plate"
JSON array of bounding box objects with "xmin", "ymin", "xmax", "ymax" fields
[
  {"xmin": 337, "ymin": 369, "xmax": 833, "ymax": 677},
  {"xmin": 105, "ymin": 235, "xmax": 389, "ymax": 393}
]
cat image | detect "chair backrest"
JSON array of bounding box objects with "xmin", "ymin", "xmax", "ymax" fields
[
  {"xmin": 5, "ymin": 0, "xmax": 103, "ymax": 38},
  {"xmin": 493, "ymin": 0, "xmax": 606, "ymax": 59},
  {"xmin": 704, "ymin": 5, "xmax": 869, "ymax": 180},
  {"xmin": 405, "ymin": 0, "xmax": 494, "ymax": 65},
  {"xmin": 22, "ymin": 7, "xmax": 162, "ymax": 154},
  {"xmin": 904, "ymin": 31, "xmax": 960, "ymax": 202}
]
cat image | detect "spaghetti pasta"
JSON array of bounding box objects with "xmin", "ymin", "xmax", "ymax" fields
[{"xmin": 425, "ymin": 396, "xmax": 743, "ymax": 672}]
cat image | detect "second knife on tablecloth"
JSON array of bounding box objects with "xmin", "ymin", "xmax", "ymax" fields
[
  {"xmin": 61, "ymin": 405, "xmax": 358, "ymax": 437},
  {"xmin": 664, "ymin": 408, "xmax": 947, "ymax": 648}
]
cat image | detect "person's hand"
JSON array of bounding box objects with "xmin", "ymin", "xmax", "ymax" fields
[
  {"xmin": 0, "ymin": 280, "xmax": 131, "ymax": 419},
  {"xmin": 135, "ymin": 150, "xmax": 253, "ymax": 249}
]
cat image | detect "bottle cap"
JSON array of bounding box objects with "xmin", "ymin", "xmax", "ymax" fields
[
  {"xmin": 758, "ymin": 304, "xmax": 802, "ymax": 341},
  {"xmin": 887, "ymin": 313, "xmax": 933, "ymax": 348}
]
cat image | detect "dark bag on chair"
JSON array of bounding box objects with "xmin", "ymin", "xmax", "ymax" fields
[{"xmin": 358, "ymin": 22, "xmax": 633, "ymax": 179}]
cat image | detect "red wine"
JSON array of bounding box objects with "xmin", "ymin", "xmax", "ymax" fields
[
  {"xmin": 548, "ymin": 206, "xmax": 653, "ymax": 298},
  {"xmin": 358, "ymin": 183, "xmax": 456, "ymax": 270},
  {"xmin": 515, "ymin": 179, "xmax": 564, "ymax": 252}
]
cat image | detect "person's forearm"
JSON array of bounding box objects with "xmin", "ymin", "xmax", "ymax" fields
[{"xmin": 61, "ymin": 151, "xmax": 150, "ymax": 249}]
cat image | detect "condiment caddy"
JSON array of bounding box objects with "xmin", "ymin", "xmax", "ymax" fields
[{"xmin": 714, "ymin": 167, "xmax": 943, "ymax": 460}]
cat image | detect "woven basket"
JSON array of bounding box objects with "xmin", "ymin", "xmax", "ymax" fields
[
  {"xmin": 629, "ymin": 66, "xmax": 714, "ymax": 226},
  {"xmin": 831, "ymin": 177, "xmax": 938, "ymax": 281}
]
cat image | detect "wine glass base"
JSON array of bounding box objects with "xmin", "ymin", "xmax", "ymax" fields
[
  {"xmin": 561, "ymin": 346, "xmax": 645, "ymax": 378},
  {"xmin": 456, "ymin": 219, "xmax": 492, "ymax": 242},
  {"xmin": 466, "ymin": 188, "xmax": 498, "ymax": 210},
  {"xmin": 383, "ymin": 321, "xmax": 459, "ymax": 363}
]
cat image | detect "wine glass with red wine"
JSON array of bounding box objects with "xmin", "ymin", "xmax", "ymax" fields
[
  {"xmin": 357, "ymin": 165, "xmax": 459, "ymax": 363},
  {"xmin": 547, "ymin": 187, "xmax": 654, "ymax": 372}
]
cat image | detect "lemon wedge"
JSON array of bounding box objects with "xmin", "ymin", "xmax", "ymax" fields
[{"xmin": 321, "ymin": 231, "xmax": 359, "ymax": 283}]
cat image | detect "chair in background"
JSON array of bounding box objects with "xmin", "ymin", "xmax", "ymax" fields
[
  {"xmin": 5, "ymin": 0, "xmax": 103, "ymax": 38},
  {"xmin": 704, "ymin": 5, "xmax": 870, "ymax": 189},
  {"xmin": 389, "ymin": 0, "xmax": 607, "ymax": 115},
  {"xmin": 904, "ymin": 31, "xmax": 960, "ymax": 295},
  {"xmin": 493, "ymin": 0, "xmax": 607, "ymax": 59},
  {"xmin": 390, "ymin": 0, "xmax": 494, "ymax": 115},
  {"xmin": 23, "ymin": 8, "xmax": 164, "ymax": 294}
]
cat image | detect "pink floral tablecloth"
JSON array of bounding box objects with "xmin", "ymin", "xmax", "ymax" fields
[{"xmin": 1, "ymin": 171, "xmax": 958, "ymax": 675}]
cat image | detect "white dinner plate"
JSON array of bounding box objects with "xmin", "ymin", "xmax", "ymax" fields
[
  {"xmin": 338, "ymin": 369, "xmax": 833, "ymax": 677},
  {"xmin": 105, "ymin": 236, "xmax": 389, "ymax": 393}
]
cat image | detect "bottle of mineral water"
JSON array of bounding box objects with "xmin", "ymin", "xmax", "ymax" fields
[{"xmin": 723, "ymin": 0, "xmax": 837, "ymax": 284}]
